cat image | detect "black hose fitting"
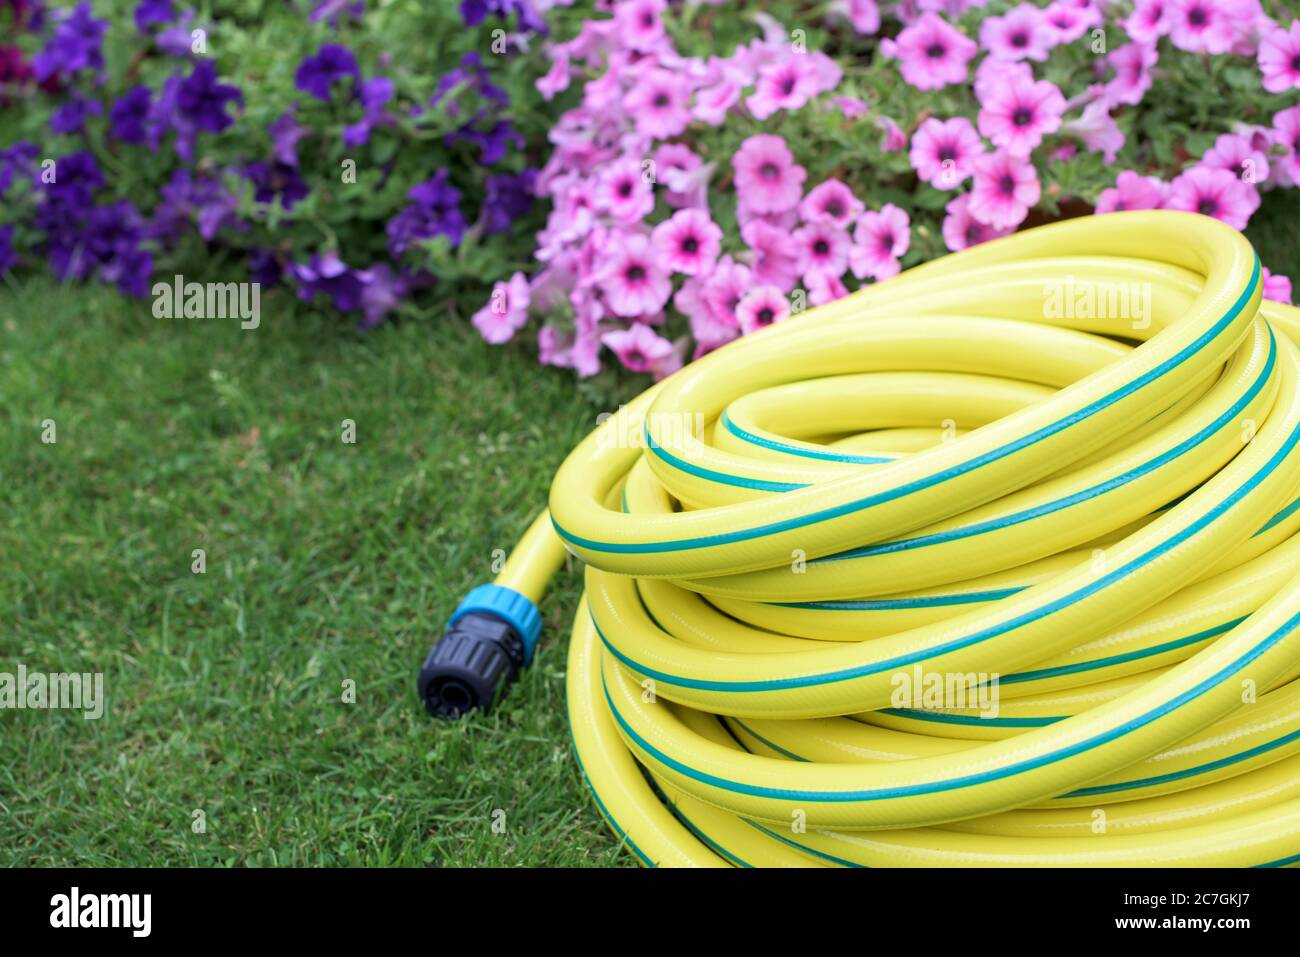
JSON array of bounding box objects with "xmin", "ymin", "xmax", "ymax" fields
[{"xmin": 419, "ymin": 584, "xmax": 541, "ymax": 718}]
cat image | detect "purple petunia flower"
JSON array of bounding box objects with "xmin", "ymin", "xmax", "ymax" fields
[
  {"xmin": 244, "ymin": 160, "xmax": 310, "ymax": 210},
  {"xmin": 50, "ymin": 95, "xmax": 102, "ymax": 134},
  {"xmin": 292, "ymin": 251, "xmax": 366, "ymax": 311},
  {"xmin": 268, "ymin": 109, "xmax": 309, "ymax": 165},
  {"xmin": 431, "ymin": 52, "xmax": 510, "ymax": 114},
  {"xmin": 41, "ymin": 150, "xmax": 104, "ymax": 205},
  {"xmin": 35, "ymin": 177, "xmax": 154, "ymax": 298},
  {"xmin": 0, "ymin": 223, "xmax": 16, "ymax": 275},
  {"xmin": 109, "ymin": 86, "xmax": 153, "ymax": 144},
  {"xmin": 481, "ymin": 169, "xmax": 537, "ymax": 235},
  {"xmin": 145, "ymin": 74, "xmax": 186, "ymax": 154},
  {"xmin": 386, "ymin": 170, "xmax": 466, "ymax": 258},
  {"xmin": 177, "ymin": 60, "xmax": 243, "ymax": 134},
  {"xmin": 86, "ymin": 200, "xmax": 153, "ymax": 297},
  {"xmin": 343, "ymin": 75, "xmax": 394, "ymax": 148},
  {"xmin": 295, "ymin": 43, "xmax": 360, "ymax": 102},
  {"xmin": 156, "ymin": 11, "xmax": 197, "ymax": 58},
  {"xmin": 0, "ymin": 141, "xmax": 38, "ymax": 193},
  {"xmin": 32, "ymin": 1, "xmax": 108, "ymax": 81},
  {"xmin": 459, "ymin": 0, "xmax": 545, "ymax": 33},
  {"xmin": 446, "ymin": 119, "xmax": 523, "ymax": 165},
  {"xmin": 149, "ymin": 169, "xmax": 242, "ymax": 242},
  {"xmin": 134, "ymin": 0, "xmax": 175, "ymax": 32},
  {"xmin": 355, "ymin": 263, "xmax": 412, "ymax": 330},
  {"xmin": 248, "ymin": 248, "xmax": 283, "ymax": 287}
]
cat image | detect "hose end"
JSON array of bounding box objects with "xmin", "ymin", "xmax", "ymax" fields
[{"xmin": 419, "ymin": 584, "xmax": 541, "ymax": 718}]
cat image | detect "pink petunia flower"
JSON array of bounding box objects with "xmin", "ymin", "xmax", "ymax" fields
[
  {"xmin": 596, "ymin": 233, "xmax": 673, "ymax": 317},
  {"xmin": 879, "ymin": 117, "xmax": 909, "ymax": 153},
  {"xmin": 1262, "ymin": 266, "xmax": 1294, "ymax": 305},
  {"xmin": 1094, "ymin": 170, "xmax": 1167, "ymax": 213},
  {"xmin": 980, "ymin": 3, "xmax": 1054, "ymax": 62},
  {"xmin": 472, "ymin": 272, "xmax": 531, "ymax": 344},
  {"xmin": 910, "ymin": 116, "xmax": 985, "ymax": 188},
  {"xmin": 602, "ymin": 322, "xmax": 680, "ymax": 378},
  {"xmin": 742, "ymin": 218, "xmax": 804, "ymax": 291},
  {"xmin": 1125, "ymin": 0, "xmax": 1172, "ymax": 43},
  {"xmin": 698, "ymin": 256, "xmax": 753, "ymax": 341},
  {"xmin": 835, "ymin": 0, "xmax": 881, "ymax": 36},
  {"xmin": 807, "ymin": 50, "xmax": 846, "ymax": 92},
  {"xmin": 833, "ymin": 95, "xmax": 870, "ymax": 119},
  {"xmin": 539, "ymin": 323, "xmax": 602, "ymax": 378},
  {"xmin": 746, "ymin": 55, "xmax": 822, "ymax": 120},
  {"xmin": 1104, "ymin": 42, "xmax": 1158, "ymax": 108},
  {"xmin": 615, "ymin": 0, "xmax": 668, "ymax": 53},
  {"xmin": 974, "ymin": 57, "xmax": 1034, "ymax": 102},
  {"xmin": 794, "ymin": 221, "xmax": 852, "ymax": 281},
  {"xmin": 1165, "ymin": 166, "xmax": 1260, "ymax": 230},
  {"xmin": 735, "ymin": 285, "xmax": 792, "ymax": 335},
  {"xmin": 668, "ymin": 168, "xmax": 715, "ymax": 216},
  {"xmin": 851, "ymin": 204, "xmax": 911, "ymax": 281},
  {"xmin": 596, "ymin": 157, "xmax": 656, "ymax": 223},
  {"xmin": 919, "ymin": 0, "xmax": 990, "ymax": 15},
  {"xmin": 881, "ymin": 13, "xmax": 979, "ymax": 91},
  {"xmin": 732, "ymin": 134, "xmax": 807, "ymax": 214},
  {"xmin": 1272, "ymin": 105, "xmax": 1300, "ymax": 186},
  {"xmin": 623, "ymin": 68, "xmax": 692, "ymax": 140},
  {"xmin": 1041, "ymin": 2, "xmax": 1094, "ymax": 45},
  {"xmin": 805, "ymin": 269, "xmax": 848, "ymax": 306},
  {"xmin": 736, "ymin": 202, "xmax": 800, "ymax": 232},
  {"xmin": 942, "ymin": 192, "xmax": 1014, "ymax": 251},
  {"xmin": 969, "ymin": 150, "xmax": 1041, "ymax": 229},
  {"xmin": 799, "ymin": 179, "xmax": 865, "ymax": 228},
  {"xmin": 1051, "ymin": 143, "xmax": 1079, "ymax": 164},
  {"xmin": 653, "ymin": 143, "xmax": 701, "ymax": 203},
  {"xmin": 537, "ymin": 54, "xmax": 571, "ymax": 101},
  {"xmin": 693, "ymin": 79, "xmax": 740, "ymax": 125},
  {"xmin": 651, "ymin": 208, "xmax": 722, "ymax": 276},
  {"xmin": 675, "ymin": 263, "xmax": 745, "ymax": 355},
  {"xmin": 1167, "ymin": 0, "xmax": 1236, "ymax": 54},
  {"xmin": 978, "ymin": 76, "xmax": 1066, "ymax": 156},
  {"xmin": 1063, "ymin": 99, "xmax": 1125, "ymax": 163},
  {"xmin": 1224, "ymin": 0, "xmax": 1273, "ymax": 57},
  {"xmin": 1258, "ymin": 20, "xmax": 1300, "ymax": 94},
  {"xmin": 1201, "ymin": 132, "xmax": 1270, "ymax": 186}
]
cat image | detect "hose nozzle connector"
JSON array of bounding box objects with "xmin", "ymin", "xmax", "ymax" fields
[{"xmin": 419, "ymin": 584, "xmax": 542, "ymax": 718}]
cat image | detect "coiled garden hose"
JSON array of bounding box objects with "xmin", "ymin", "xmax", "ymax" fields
[{"xmin": 421, "ymin": 210, "xmax": 1300, "ymax": 867}]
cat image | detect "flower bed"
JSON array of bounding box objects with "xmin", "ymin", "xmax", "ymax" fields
[
  {"xmin": 0, "ymin": 0, "xmax": 559, "ymax": 328},
  {"xmin": 473, "ymin": 0, "xmax": 1300, "ymax": 379}
]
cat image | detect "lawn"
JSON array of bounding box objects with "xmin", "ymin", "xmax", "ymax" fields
[
  {"xmin": 1, "ymin": 196, "xmax": 1297, "ymax": 867},
  {"xmin": 0, "ymin": 275, "xmax": 630, "ymax": 866}
]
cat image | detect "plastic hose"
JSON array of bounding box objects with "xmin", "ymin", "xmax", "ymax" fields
[{"xmin": 479, "ymin": 211, "xmax": 1300, "ymax": 867}]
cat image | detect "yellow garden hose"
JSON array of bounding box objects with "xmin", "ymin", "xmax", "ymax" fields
[{"xmin": 455, "ymin": 210, "xmax": 1300, "ymax": 867}]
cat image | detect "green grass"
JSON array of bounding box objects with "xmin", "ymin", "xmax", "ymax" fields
[
  {"xmin": 1, "ymin": 198, "xmax": 1296, "ymax": 867},
  {"xmin": 0, "ymin": 276, "xmax": 632, "ymax": 866}
]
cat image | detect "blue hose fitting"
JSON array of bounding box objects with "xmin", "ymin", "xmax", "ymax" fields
[{"xmin": 418, "ymin": 584, "xmax": 542, "ymax": 717}]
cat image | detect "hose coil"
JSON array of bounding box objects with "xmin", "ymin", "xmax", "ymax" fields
[{"xmin": 496, "ymin": 211, "xmax": 1300, "ymax": 866}]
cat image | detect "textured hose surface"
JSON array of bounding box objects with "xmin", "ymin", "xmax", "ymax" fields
[{"xmin": 501, "ymin": 211, "xmax": 1300, "ymax": 867}]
